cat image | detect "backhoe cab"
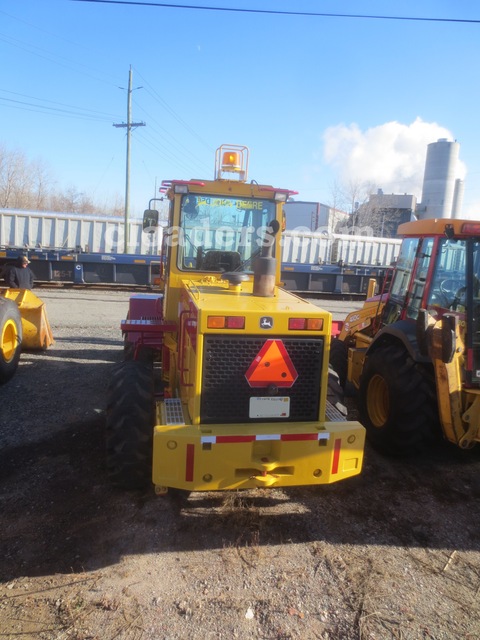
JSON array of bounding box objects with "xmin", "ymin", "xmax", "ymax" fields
[
  {"xmin": 331, "ymin": 217, "xmax": 480, "ymax": 454},
  {"xmin": 108, "ymin": 145, "xmax": 365, "ymax": 493}
]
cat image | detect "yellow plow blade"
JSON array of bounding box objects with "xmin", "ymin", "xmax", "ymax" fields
[{"xmin": 1, "ymin": 289, "xmax": 54, "ymax": 350}]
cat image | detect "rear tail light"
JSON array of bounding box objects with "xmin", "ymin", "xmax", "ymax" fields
[
  {"xmin": 288, "ymin": 317, "xmax": 323, "ymax": 331},
  {"xmin": 207, "ymin": 316, "xmax": 245, "ymax": 329}
]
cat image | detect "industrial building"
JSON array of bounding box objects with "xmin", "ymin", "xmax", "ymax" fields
[
  {"xmin": 285, "ymin": 138, "xmax": 465, "ymax": 238},
  {"xmin": 283, "ymin": 200, "xmax": 349, "ymax": 234}
]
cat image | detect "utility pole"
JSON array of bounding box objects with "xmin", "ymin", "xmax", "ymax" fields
[{"xmin": 113, "ymin": 66, "xmax": 145, "ymax": 253}]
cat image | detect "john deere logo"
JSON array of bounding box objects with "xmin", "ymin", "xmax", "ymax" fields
[{"xmin": 260, "ymin": 316, "xmax": 273, "ymax": 329}]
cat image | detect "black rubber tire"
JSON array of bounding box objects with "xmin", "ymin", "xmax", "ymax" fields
[
  {"xmin": 123, "ymin": 335, "xmax": 155, "ymax": 364},
  {"xmin": 106, "ymin": 361, "xmax": 155, "ymax": 489},
  {"xmin": 123, "ymin": 336, "xmax": 135, "ymax": 360},
  {"xmin": 0, "ymin": 298, "xmax": 22, "ymax": 384},
  {"xmin": 358, "ymin": 343, "xmax": 439, "ymax": 455},
  {"xmin": 329, "ymin": 338, "xmax": 348, "ymax": 389}
]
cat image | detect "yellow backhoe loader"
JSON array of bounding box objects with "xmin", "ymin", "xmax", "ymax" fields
[{"xmin": 330, "ymin": 217, "xmax": 480, "ymax": 455}]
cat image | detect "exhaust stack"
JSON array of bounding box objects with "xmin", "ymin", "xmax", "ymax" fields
[{"xmin": 253, "ymin": 220, "xmax": 280, "ymax": 297}]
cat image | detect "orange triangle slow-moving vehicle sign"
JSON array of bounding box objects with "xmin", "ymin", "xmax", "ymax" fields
[{"xmin": 245, "ymin": 339, "xmax": 298, "ymax": 388}]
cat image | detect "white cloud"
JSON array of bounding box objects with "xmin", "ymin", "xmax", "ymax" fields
[{"xmin": 322, "ymin": 118, "xmax": 466, "ymax": 198}]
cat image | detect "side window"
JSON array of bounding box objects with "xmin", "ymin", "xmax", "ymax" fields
[
  {"xmin": 427, "ymin": 239, "xmax": 466, "ymax": 311},
  {"xmin": 389, "ymin": 237, "xmax": 419, "ymax": 300},
  {"xmin": 381, "ymin": 237, "xmax": 419, "ymax": 324},
  {"xmin": 405, "ymin": 237, "xmax": 434, "ymax": 319}
]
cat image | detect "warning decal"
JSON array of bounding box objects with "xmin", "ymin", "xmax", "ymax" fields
[{"xmin": 245, "ymin": 339, "xmax": 298, "ymax": 388}]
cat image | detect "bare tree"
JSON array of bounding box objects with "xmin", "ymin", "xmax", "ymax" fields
[
  {"xmin": 0, "ymin": 142, "xmax": 123, "ymax": 216},
  {"xmin": 30, "ymin": 160, "xmax": 53, "ymax": 211},
  {"xmin": 327, "ymin": 177, "xmax": 378, "ymax": 235},
  {"xmin": 0, "ymin": 146, "xmax": 26, "ymax": 208}
]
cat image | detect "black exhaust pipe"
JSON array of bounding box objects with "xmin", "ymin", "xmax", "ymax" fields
[{"xmin": 253, "ymin": 219, "xmax": 280, "ymax": 297}]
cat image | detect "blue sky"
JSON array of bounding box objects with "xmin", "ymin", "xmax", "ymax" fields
[{"xmin": 2, "ymin": 0, "xmax": 480, "ymax": 218}]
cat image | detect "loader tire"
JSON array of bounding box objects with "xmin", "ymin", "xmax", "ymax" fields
[
  {"xmin": 123, "ymin": 336, "xmax": 134, "ymax": 360},
  {"xmin": 0, "ymin": 298, "xmax": 22, "ymax": 384},
  {"xmin": 106, "ymin": 361, "xmax": 155, "ymax": 490},
  {"xmin": 124, "ymin": 336, "xmax": 155, "ymax": 364},
  {"xmin": 358, "ymin": 343, "xmax": 439, "ymax": 456},
  {"xmin": 329, "ymin": 338, "xmax": 348, "ymax": 389}
]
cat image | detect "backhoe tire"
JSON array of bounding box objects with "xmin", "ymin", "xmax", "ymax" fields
[
  {"xmin": 0, "ymin": 298, "xmax": 22, "ymax": 384},
  {"xmin": 358, "ymin": 343, "xmax": 439, "ymax": 456},
  {"xmin": 329, "ymin": 338, "xmax": 348, "ymax": 388},
  {"xmin": 106, "ymin": 361, "xmax": 155, "ymax": 490}
]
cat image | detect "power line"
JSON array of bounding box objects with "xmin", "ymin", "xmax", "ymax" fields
[
  {"xmin": 0, "ymin": 8, "xmax": 88, "ymax": 49},
  {"xmin": 0, "ymin": 96, "xmax": 116, "ymax": 122},
  {"xmin": 0, "ymin": 89, "xmax": 120, "ymax": 119},
  {"xmin": 133, "ymin": 114, "xmax": 210, "ymax": 174},
  {"xmin": 133, "ymin": 68, "xmax": 213, "ymax": 152},
  {"xmin": 135, "ymin": 129, "xmax": 208, "ymax": 177},
  {"xmin": 0, "ymin": 31, "xmax": 123, "ymax": 89},
  {"xmin": 132, "ymin": 96, "xmax": 211, "ymax": 170},
  {"xmin": 71, "ymin": 0, "xmax": 480, "ymax": 24}
]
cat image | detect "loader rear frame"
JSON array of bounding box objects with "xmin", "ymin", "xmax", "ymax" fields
[{"xmin": 107, "ymin": 145, "xmax": 366, "ymax": 493}]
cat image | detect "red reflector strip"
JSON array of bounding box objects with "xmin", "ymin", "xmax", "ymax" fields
[
  {"xmin": 216, "ymin": 435, "xmax": 256, "ymax": 444},
  {"xmin": 185, "ymin": 443, "xmax": 195, "ymax": 482},
  {"xmin": 281, "ymin": 433, "xmax": 318, "ymax": 441},
  {"xmin": 331, "ymin": 438, "xmax": 341, "ymax": 474},
  {"xmin": 201, "ymin": 433, "xmax": 330, "ymax": 444}
]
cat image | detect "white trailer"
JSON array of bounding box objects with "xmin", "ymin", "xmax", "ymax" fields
[
  {"xmin": 0, "ymin": 209, "xmax": 161, "ymax": 255},
  {"xmin": 281, "ymin": 230, "xmax": 401, "ymax": 266},
  {"xmin": 0, "ymin": 209, "xmax": 400, "ymax": 292}
]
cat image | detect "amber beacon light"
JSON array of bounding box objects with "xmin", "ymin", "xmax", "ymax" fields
[
  {"xmin": 215, "ymin": 144, "xmax": 249, "ymax": 181},
  {"xmin": 222, "ymin": 151, "xmax": 241, "ymax": 172}
]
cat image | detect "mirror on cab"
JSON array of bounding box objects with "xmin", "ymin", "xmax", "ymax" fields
[{"xmin": 143, "ymin": 209, "xmax": 159, "ymax": 233}]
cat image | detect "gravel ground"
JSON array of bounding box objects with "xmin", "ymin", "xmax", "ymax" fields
[{"xmin": 1, "ymin": 287, "xmax": 479, "ymax": 640}]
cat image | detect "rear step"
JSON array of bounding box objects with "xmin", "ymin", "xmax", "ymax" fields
[{"xmin": 325, "ymin": 399, "xmax": 348, "ymax": 421}]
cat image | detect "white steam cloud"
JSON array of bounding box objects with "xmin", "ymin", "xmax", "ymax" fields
[{"xmin": 323, "ymin": 117, "xmax": 466, "ymax": 197}]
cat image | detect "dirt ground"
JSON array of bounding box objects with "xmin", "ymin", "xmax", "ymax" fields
[{"xmin": 1, "ymin": 288, "xmax": 479, "ymax": 640}]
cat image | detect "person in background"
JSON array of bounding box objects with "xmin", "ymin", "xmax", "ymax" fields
[{"xmin": 5, "ymin": 256, "xmax": 35, "ymax": 289}]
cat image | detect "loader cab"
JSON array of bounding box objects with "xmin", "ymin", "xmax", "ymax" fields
[
  {"xmin": 381, "ymin": 220, "xmax": 480, "ymax": 387},
  {"xmin": 423, "ymin": 234, "xmax": 480, "ymax": 386},
  {"xmin": 158, "ymin": 145, "xmax": 295, "ymax": 324},
  {"xmin": 382, "ymin": 233, "xmax": 472, "ymax": 323}
]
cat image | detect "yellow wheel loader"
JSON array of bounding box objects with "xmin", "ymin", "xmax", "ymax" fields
[
  {"xmin": 0, "ymin": 287, "xmax": 54, "ymax": 382},
  {"xmin": 0, "ymin": 297, "xmax": 22, "ymax": 383},
  {"xmin": 107, "ymin": 145, "xmax": 365, "ymax": 492},
  {"xmin": 330, "ymin": 218, "xmax": 480, "ymax": 455}
]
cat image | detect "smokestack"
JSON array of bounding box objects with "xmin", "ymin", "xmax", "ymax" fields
[
  {"xmin": 452, "ymin": 179, "xmax": 464, "ymax": 219},
  {"xmin": 419, "ymin": 138, "xmax": 460, "ymax": 219},
  {"xmin": 253, "ymin": 220, "xmax": 280, "ymax": 297}
]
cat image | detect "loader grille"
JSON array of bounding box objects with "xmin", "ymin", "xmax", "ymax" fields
[{"xmin": 201, "ymin": 335, "xmax": 324, "ymax": 423}]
